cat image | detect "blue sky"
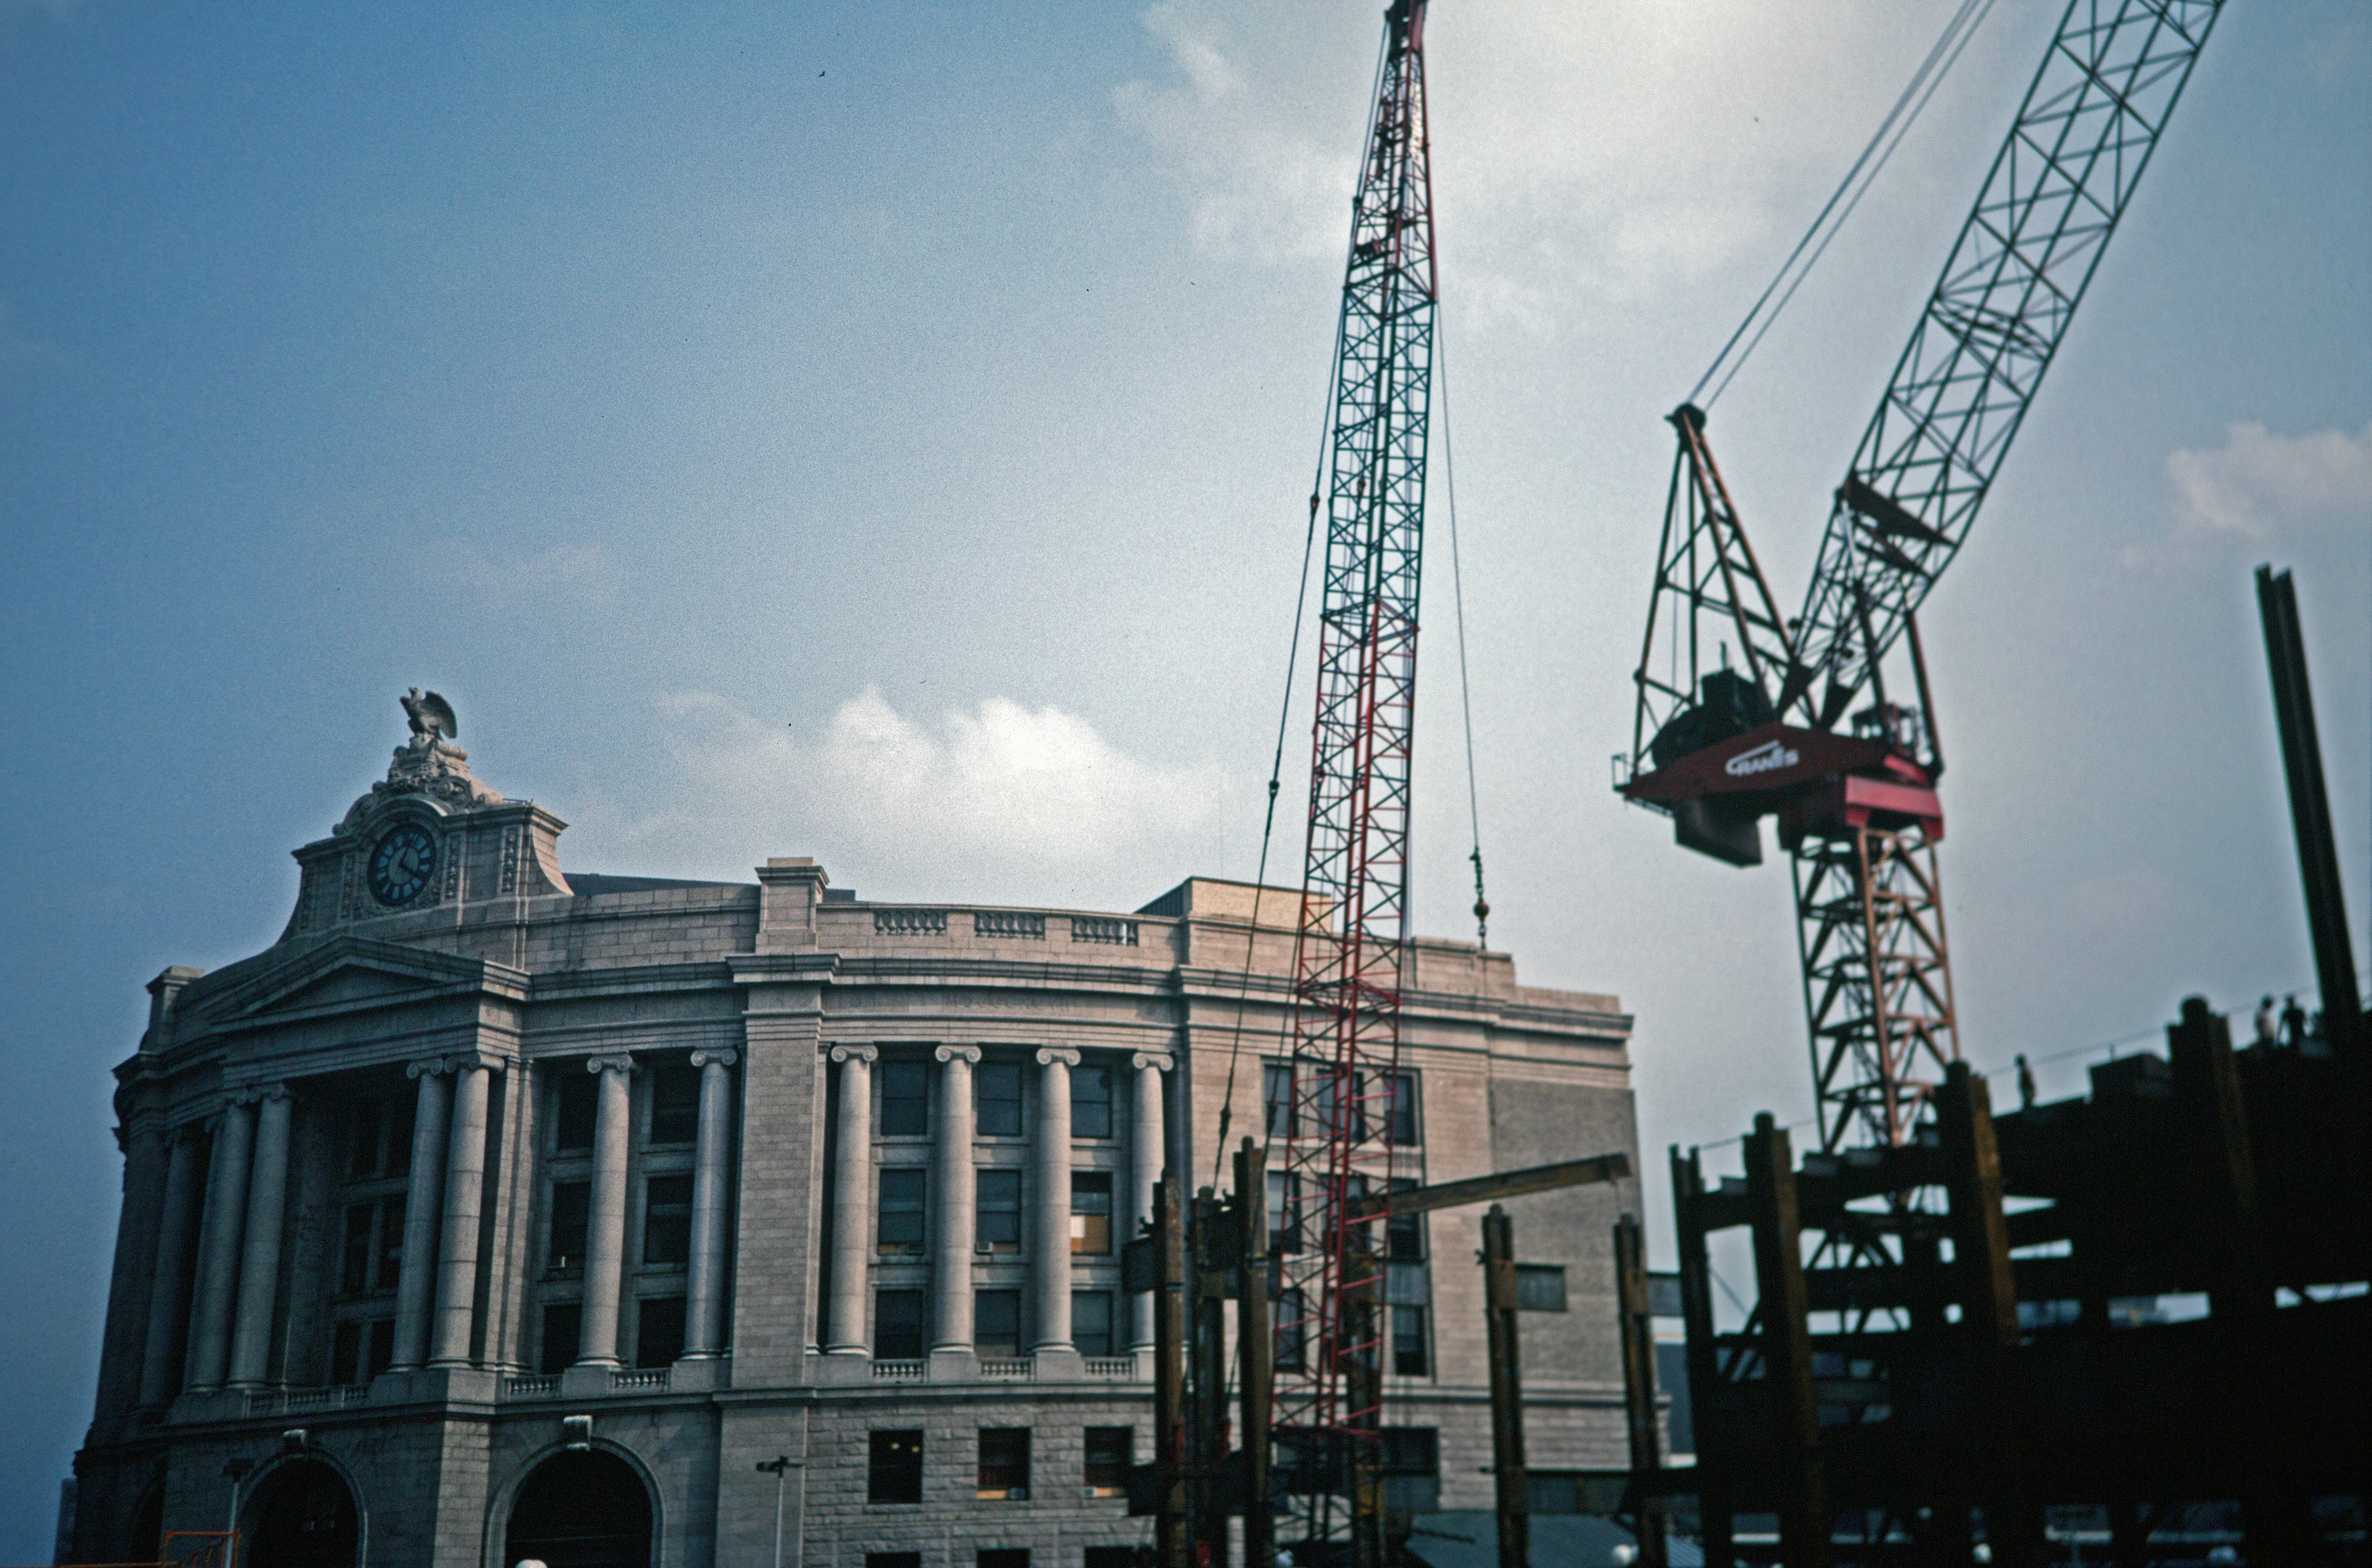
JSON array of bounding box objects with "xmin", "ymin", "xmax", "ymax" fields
[{"xmin": 2, "ymin": 0, "xmax": 2365, "ymax": 1549}]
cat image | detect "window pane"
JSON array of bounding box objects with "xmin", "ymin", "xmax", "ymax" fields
[
  {"xmin": 1387, "ymin": 1180, "xmax": 1425, "ymax": 1262},
  {"xmin": 1073, "ymin": 1291, "xmax": 1113, "ymax": 1357},
  {"xmin": 643, "ymin": 1174, "xmax": 693, "ymax": 1267},
  {"xmin": 977, "ymin": 1428, "xmax": 1031, "ymax": 1497},
  {"xmin": 1072, "ymin": 1068, "xmax": 1112, "ymax": 1139},
  {"xmin": 980, "ymin": 1553, "xmax": 1030, "ymax": 1568},
  {"xmin": 375, "ymin": 1196, "xmax": 405, "ymax": 1292},
  {"xmin": 1387, "ymin": 1072, "xmax": 1420, "ymax": 1145},
  {"xmin": 869, "ymin": 1430, "xmax": 925, "ymax": 1505},
  {"xmin": 548, "ymin": 1182, "xmax": 591, "ymax": 1274},
  {"xmin": 385, "ymin": 1090, "xmax": 415, "ymax": 1178},
  {"xmin": 554, "ymin": 1069, "xmax": 598, "ymax": 1152},
  {"xmin": 1084, "ymin": 1427, "xmax": 1132, "ymax": 1494},
  {"xmin": 870, "ymin": 1556, "xmax": 924, "ymax": 1568},
  {"xmin": 881, "ymin": 1062, "xmax": 929, "ymax": 1137},
  {"xmin": 977, "ymin": 1169, "xmax": 1022, "ymax": 1253},
  {"xmin": 636, "ymin": 1295, "xmax": 686, "ymax": 1368},
  {"xmin": 1274, "ymin": 1287, "xmax": 1306, "ymax": 1372},
  {"xmin": 977, "ymin": 1063, "xmax": 1024, "ymax": 1137},
  {"xmin": 1515, "ymin": 1264, "xmax": 1568, "ymax": 1312},
  {"xmin": 346, "ymin": 1103, "xmax": 384, "ymax": 1180},
  {"xmin": 876, "ymin": 1289, "xmax": 927, "ymax": 1360},
  {"xmin": 1381, "ymin": 1428, "xmax": 1440, "ymax": 1512},
  {"xmin": 1392, "ymin": 1304, "xmax": 1429, "ymax": 1377},
  {"xmin": 649, "ymin": 1061, "xmax": 700, "ymax": 1145},
  {"xmin": 1264, "ymin": 1064, "xmax": 1294, "ymax": 1140},
  {"xmin": 366, "ymin": 1317, "xmax": 396, "ymax": 1379},
  {"xmin": 340, "ymin": 1205, "xmax": 373, "ymax": 1297},
  {"xmin": 879, "ymin": 1167, "xmax": 926, "ymax": 1255},
  {"xmin": 539, "ymin": 1303, "xmax": 581, "ymax": 1375},
  {"xmin": 1071, "ymin": 1171, "xmax": 1112, "ymax": 1254},
  {"xmin": 1267, "ymin": 1172, "xmax": 1301, "ymax": 1254},
  {"xmin": 331, "ymin": 1320, "xmax": 361, "ymax": 1385},
  {"xmin": 977, "ymin": 1290, "xmax": 1022, "ymax": 1357}
]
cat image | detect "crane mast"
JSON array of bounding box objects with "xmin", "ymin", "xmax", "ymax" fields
[
  {"xmin": 1276, "ymin": 0, "xmax": 1434, "ymax": 1559},
  {"xmin": 1624, "ymin": 0, "xmax": 2225, "ymax": 1150}
]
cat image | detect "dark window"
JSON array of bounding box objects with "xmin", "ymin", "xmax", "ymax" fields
[
  {"xmin": 1381, "ymin": 1428, "xmax": 1440, "ymax": 1513},
  {"xmin": 879, "ymin": 1168, "xmax": 926, "ymax": 1256},
  {"xmin": 978, "ymin": 1169, "xmax": 1022, "ymax": 1253},
  {"xmin": 1073, "ymin": 1067, "xmax": 1112, "ymax": 1139},
  {"xmin": 876, "ymin": 1289, "xmax": 926, "ymax": 1360},
  {"xmin": 979, "ymin": 1554, "xmax": 1030, "ymax": 1568},
  {"xmin": 977, "ymin": 1428, "xmax": 1031, "ymax": 1498},
  {"xmin": 869, "ymin": 1430, "xmax": 925, "ymax": 1505},
  {"xmin": 341, "ymin": 1205, "xmax": 374, "ymax": 1297},
  {"xmin": 1527, "ymin": 1473, "xmax": 1584, "ymax": 1516},
  {"xmin": 1516, "ymin": 1265, "xmax": 1568, "ymax": 1312},
  {"xmin": 1274, "ymin": 1286, "xmax": 1306, "ymax": 1372},
  {"xmin": 1267, "ymin": 1171, "xmax": 1301, "ymax": 1254},
  {"xmin": 636, "ymin": 1296, "xmax": 686, "ymax": 1368},
  {"xmin": 1085, "ymin": 1551, "xmax": 1133, "ymax": 1568},
  {"xmin": 643, "ymin": 1174, "xmax": 693, "ymax": 1267},
  {"xmin": 540, "ymin": 1303, "xmax": 582, "ymax": 1375},
  {"xmin": 1312, "ymin": 1069, "xmax": 1362, "ymax": 1142},
  {"xmin": 1391, "ymin": 1305, "xmax": 1430, "ymax": 1377},
  {"xmin": 977, "ymin": 1290, "xmax": 1022, "ymax": 1358},
  {"xmin": 1073, "ymin": 1291, "xmax": 1114, "ymax": 1357},
  {"xmin": 1384, "ymin": 1071, "xmax": 1420, "ymax": 1145},
  {"xmin": 548, "ymin": 1182, "xmax": 591, "ymax": 1274},
  {"xmin": 386, "ymin": 1092, "xmax": 415, "ymax": 1177},
  {"xmin": 977, "ymin": 1063, "xmax": 1024, "ymax": 1137},
  {"xmin": 1072, "ymin": 1171, "xmax": 1112, "ymax": 1253},
  {"xmin": 368, "ymin": 1318, "xmax": 394, "ymax": 1379},
  {"xmin": 1084, "ymin": 1427, "xmax": 1132, "ymax": 1496},
  {"xmin": 331, "ymin": 1320, "xmax": 361, "ymax": 1385},
  {"xmin": 343, "ymin": 1197, "xmax": 404, "ymax": 1297},
  {"xmin": 881, "ymin": 1061, "xmax": 930, "ymax": 1136},
  {"xmin": 1264, "ymin": 1063, "xmax": 1294, "ymax": 1140},
  {"xmin": 346, "ymin": 1102, "xmax": 384, "ymax": 1180},
  {"xmin": 1387, "ymin": 1178, "xmax": 1425, "ymax": 1263},
  {"xmin": 869, "ymin": 1556, "xmax": 923, "ymax": 1568},
  {"xmin": 649, "ymin": 1061, "xmax": 700, "ymax": 1145},
  {"xmin": 555, "ymin": 1070, "xmax": 598, "ymax": 1152}
]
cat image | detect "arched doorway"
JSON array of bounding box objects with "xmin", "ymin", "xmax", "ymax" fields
[
  {"xmin": 244, "ymin": 1458, "xmax": 359, "ymax": 1568},
  {"xmin": 504, "ymin": 1449, "xmax": 654, "ymax": 1568}
]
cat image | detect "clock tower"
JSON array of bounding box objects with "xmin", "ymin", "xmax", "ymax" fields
[{"xmin": 281, "ymin": 692, "xmax": 570, "ymax": 939}]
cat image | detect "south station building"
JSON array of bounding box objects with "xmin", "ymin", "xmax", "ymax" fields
[{"xmin": 70, "ymin": 706, "xmax": 1642, "ymax": 1566}]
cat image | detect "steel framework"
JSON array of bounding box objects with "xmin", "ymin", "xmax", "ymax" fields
[
  {"xmin": 1274, "ymin": 1, "xmax": 1435, "ymax": 1561},
  {"xmin": 1623, "ymin": 0, "xmax": 2224, "ymax": 1155}
]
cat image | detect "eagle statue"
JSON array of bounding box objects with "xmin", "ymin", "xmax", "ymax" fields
[{"xmin": 401, "ymin": 687, "xmax": 458, "ymax": 745}]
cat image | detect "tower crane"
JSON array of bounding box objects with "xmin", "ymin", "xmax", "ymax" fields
[
  {"xmin": 1273, "ymin": 0, "xmax": 1434, "ymax": 1561},
  {"xmin": 1620, "ymin": 1, "xmax": 2226, "ymax": 1151}
]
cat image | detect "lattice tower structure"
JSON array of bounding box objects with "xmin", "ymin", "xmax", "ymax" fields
[
  {"xmin": 1273, "ymin": 1, "xmax": 1434, "ymax": 1558},
  {"xmin": 1623, "ymin": 0, "xmax": 2225, "ymax": 1153}
]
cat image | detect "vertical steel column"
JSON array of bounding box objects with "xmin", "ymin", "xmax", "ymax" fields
[
  {"xmin": 1669, "ymin": 1148, "xmax": 1731, "ymax": 1567},
  {"xmin": 1742, "ymin": 1115, "xmax": 1824, "ymax": 1568},
  {"xmin": 1481, "ymin": 1206, "xmax": 1528, "ymax": 1568},
  {"xmin": 1614, "ymin": 1213, "xmax": 1667, "ymax": 1568},
  {"xmin": 1154, "ymin": 1176, "xmax": 1189, "ymax": 1568},
  {"xmin": 1237, "ymin": 1141, "xmax": 1275, "ymax": 1568}
]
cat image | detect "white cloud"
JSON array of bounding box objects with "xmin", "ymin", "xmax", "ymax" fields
[
  {"xmin": 2167, "ymin": 420, "xmax": 2372, "ymax": 540},
  {"xmin": 588, "ymin": 687, "xmax": 1226, "ymax": 907},
  {"xmin": 1115, "ymin": 1, "xmax": 1995, "ymax": 329}
]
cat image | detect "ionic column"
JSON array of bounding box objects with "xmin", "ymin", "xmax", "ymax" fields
[
  {"xmin": 139, "ymin": 1128, "xmax": 205, "ymax": 1407},
  {"xmin": 1130, "ymin": 1052, "xmax": 1174, "ymax": 1352},
  {"xmin": 429, "ymin": 1057, "xmax": 499, "ymax": 1367},
  {"xmin": 684, "ymin": 1048, "xmax": 738, "ymax": 1358},
  {"xmin": 576, "ymin": 1054, "xmax": 637, "ymax": 1367},
  {"xmin": 390, "ymin": 1061, "xmax": 454, "ymax": 1370},
  {"xmin": 227, "ymin": 1087, "xmax": 294, "ymax": 1388},
  {"xmin": 1033, "ymin": 1049, "xmax": 1079, "ymax": 1352},
  {"xmin": 825, "ymin": 1045, "xmax": 876, "ymax": 1353},
  {"xmin": 183, "ymin": 1100, "xmax": 256, "ymax": 1392},
  {"xmin": 931, "ymin": 1046, "xmax": 981, "ymax": 1351}
]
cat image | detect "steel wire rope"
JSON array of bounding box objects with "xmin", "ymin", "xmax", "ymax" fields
[{"xmin": 1690, "ymin": 0, "xmax": 2001, "ymax": 411}]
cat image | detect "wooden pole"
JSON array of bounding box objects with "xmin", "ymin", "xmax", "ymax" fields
[
  {"xmin": 1155, "ymin": 1175, "xmax": 1189, "ymax": 1568},
  {"xmin": 1614, "ymin": 1213, "xmax": 1668, "ymax": 1568},
  {"xmin": 1670, "ymin": 1147, "xmax": 1731, "ymax": 1567},
  {"xmin": 1237, "ymin": 1141, "xmax": 1275, "ymax": 1568},
  {"xmin": 1742, "ymin": 1114, "xmax": 1824, "ymax": 1568}
]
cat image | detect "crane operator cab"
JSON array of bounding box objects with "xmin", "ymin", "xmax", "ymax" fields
[{"xmin": 1623, "ymin": 669, "xmax": 1943, "ymax": 870}]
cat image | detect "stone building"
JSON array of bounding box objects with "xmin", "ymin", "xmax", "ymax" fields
[{"xmin": 70, "ymin": 709, "xmax": 1641, "ymax": 1566}]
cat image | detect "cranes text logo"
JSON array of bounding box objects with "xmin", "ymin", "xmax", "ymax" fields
[{"xmin": 1724, "ymin": 739, "xmax": 1801, "ymax": 778}]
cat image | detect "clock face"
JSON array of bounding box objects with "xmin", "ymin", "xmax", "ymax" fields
[{"xmin": 369, "ymin": 824, "xmax": 438, "ymax": 907}]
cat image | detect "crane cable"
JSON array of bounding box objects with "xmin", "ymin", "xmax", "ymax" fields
[
  {"xmin": 1437, "ymin": 325, "xmax": 1489, "ymax": 951},
  {"xmin": 1690, "ymin": 0, "xmax": 2001, "ymax": 410}
]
